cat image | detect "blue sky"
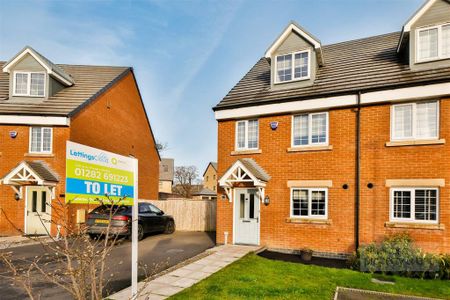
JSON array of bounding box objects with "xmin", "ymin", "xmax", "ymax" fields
[{"xmin": 0, "ymin": 0, "xmax": 423, "ymax": 173}]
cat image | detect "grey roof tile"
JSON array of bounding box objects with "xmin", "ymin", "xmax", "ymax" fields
[
  {"xmin": 214, "ymin": 32, "xmax": 450, "ymax": 111},
  {"xmin": 25, "ymin": 161, "xmax": 59, "ymax": 182},
  {"xmin": 239, "ymin": 158, "xmax": 270, "ymax": 182},
  {"xmin": 192, "ymin": 187, "xmax": 216, "ymax": 196},
  {"xmin": 0, "ymin": 61, "xmax": 130, "ymax": 116}
]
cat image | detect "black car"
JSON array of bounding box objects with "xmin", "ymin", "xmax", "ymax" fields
[{"xmin": 86, "ymin": 202, "xmax": 175, "ymax": 240}]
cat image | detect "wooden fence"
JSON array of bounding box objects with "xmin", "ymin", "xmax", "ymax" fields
[{"xmin": 145, "ymin": 199, "xmax": 216, "ymax": 231}]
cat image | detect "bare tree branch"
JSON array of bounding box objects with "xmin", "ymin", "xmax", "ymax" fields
[{"xmin": 173, "ymin": 166, "xmax": 199, "ymax": 198}]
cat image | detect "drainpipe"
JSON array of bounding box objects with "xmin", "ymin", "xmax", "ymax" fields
[{"xmin": 355, "ymin": 91, "xmax": 361, "ymax": 251}]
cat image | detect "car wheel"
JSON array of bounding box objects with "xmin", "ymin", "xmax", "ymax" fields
[
  {"xmin": 164, "ymin": 220, "xmax": 175, "ymax": 234},
  {"xmin": 88, "ymin": 233, "xmax": 98, "ymax": 240},
  {"xmin": 137, "ymin": 224, "xmax": 144, "ymax": 241}
]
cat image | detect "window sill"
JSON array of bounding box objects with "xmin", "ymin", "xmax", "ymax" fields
[
  {"xmin": 24, "ymin": 153, "xmax": 55, "ymax": 158},
  {"xmin": 286, "ymin": 218, "xmax": 331, "ymax": 225},
  {"xmin": 384, "ymin": 222, "xmax": 444, "ymax": 230},
  {"xmin": 386, "ymin": 139, "xmax": 445, "ymax": 147},
  {"xmin": 231, "ymin": 149, "xmax": 262, "ymax": 156},
  {"xmin": 287, "ymin": 145, "xmax": 333, "ymax": 152}
]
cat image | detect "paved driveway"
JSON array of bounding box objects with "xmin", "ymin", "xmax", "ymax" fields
[{"xmin": 0, "ymin": 231, "xmax": 215, "ymax": 299}]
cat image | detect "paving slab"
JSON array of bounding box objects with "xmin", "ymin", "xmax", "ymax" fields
[{"xmin": 109, "ymin": 244, "xmax": 260, "ymax": 300}]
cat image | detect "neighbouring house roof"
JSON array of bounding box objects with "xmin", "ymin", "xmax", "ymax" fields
[
  {"xmin": 214, "ymin": 31, "xmax": 450, "ymax": 111},
  {"xmin": 159, "ymin": 158, "xmax": 174, "ymax": 181},
  {"xmin": 0, "ymin": 60, "xmax": 130, "ymax": 116},
  {"xmin": 1, "ymin": 160, "xmax": 59, "ymax": 185},
  {"xmin": 192, "ymin": 187, "xmax": 216, "ymax": 196},
  {"xmin": 172, "ymin": 184, "xmax": 203, "ymax": 195},
  {"xmin": 202, "ymin": 161, "xmax": 218, "ymax": 177}
]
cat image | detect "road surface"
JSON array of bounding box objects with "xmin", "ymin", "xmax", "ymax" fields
[{"xmin": 0, "ymin": 231, "xmax": 215, "ymax": 299}]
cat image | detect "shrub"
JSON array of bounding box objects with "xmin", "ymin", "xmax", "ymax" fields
[{"xmin": 349, "ymin": 233, "xmax": 448, "ymax": 280}]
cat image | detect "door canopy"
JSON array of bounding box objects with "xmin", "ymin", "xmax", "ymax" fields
[
  {"xmin": 1, "ymin": 161, "xmax": 59, "ymax": 199},
  {"xmin": 218, "ymin": 158, "xmax": 270, "ymax": 202}
]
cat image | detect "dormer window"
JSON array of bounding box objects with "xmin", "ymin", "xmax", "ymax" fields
[
  {"xmin": 275, "ymin": 50, "xmax": 310, "ymax": 83},
  {"xmin": 417, "ymin": 24, "xmax": 450, "ymax": 62},
  {"xmin": 13, "ymin": 72, "xmax": 45, "ymax": 97}
]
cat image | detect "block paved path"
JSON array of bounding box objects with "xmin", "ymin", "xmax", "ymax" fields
[{"xmin": 109, "ymin": 244, "xmax": 261, "ymax": 300}]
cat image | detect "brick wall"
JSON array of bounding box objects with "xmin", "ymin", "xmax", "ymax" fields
[
  {"xmin": 0, "ymin": 125, "xmax": 70, "ymax": 236},
  {"xmin": 70, "ymin": 71, "xmax": 159, "ymax": 200},
  {"xmin": 217, "ymin": 108, "xmax": 357, "ymax": 254},
  {"xmin": 217, "ymin": 98, "xmax": 450, "ymax": 255},
  {"xmin": 0, "ymin": 71, "xmax": 159, "ymax": 236},
  {"xmin": 359, "ymin": 99, "xmax": 450, "ymax": 253}
]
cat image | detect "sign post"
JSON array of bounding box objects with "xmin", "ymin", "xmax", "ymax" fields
[
  {"xmin": 131, "ymin": 157, "xmax": 138, "ymax": 298},
  {"xmin": 65, "ymin": 141, "xmax": 139, "ymax": 299}
]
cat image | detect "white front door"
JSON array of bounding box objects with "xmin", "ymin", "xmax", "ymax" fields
[
  {"xmin": 234, "ymin": 189, "xmax": 259, "ymax": 245},
  {"xmin": 26, "ymin": 187, "xmax": 52, "ymax": 235}
]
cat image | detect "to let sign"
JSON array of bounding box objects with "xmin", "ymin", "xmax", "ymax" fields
[{"xmin": 65, "ymin": 141, "xmax": 136, "ymax": 205}]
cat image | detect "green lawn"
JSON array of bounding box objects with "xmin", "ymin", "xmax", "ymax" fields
[{"xmin": 170, "ymin": 253, "xmax": 450, "ymax": 300}]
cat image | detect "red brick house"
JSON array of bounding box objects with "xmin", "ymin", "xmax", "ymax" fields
[
  {"xmin": 0, "ymin": 46, "xmax": 160, "ymax": 236},
  {"xmin": 215, "ymin": 0, "xmax": 450, "ymax": 256}
]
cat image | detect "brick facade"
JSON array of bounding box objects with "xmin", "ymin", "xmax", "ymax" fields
[
  {"xmin": 216, "ymin": 98, "xmax": 450, "ymax": 255},
  {"xmin": 0, "ymin": 72, "xmax": 159, "ymax": 236}
]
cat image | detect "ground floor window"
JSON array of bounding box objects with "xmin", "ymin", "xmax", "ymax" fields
[
  {"xmin": 390, "ymin": 188, "xmax": 438, "ymax": 223},
  {"xmin": 290, "ymin": 188, "xmax": 327, "ymax": 219}
]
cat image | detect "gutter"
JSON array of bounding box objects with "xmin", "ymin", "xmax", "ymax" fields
[{"xmin": 355, "ymin": 91, "xmax": 361, "ymax": 251}]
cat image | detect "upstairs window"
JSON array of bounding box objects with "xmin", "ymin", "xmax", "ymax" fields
[
  {"xmin": 417, "ymin": 24, "xmax": 450, "ymax": 62},
  {"xmin": 236, "ymin": 120, "xmax": 259, "ymax": 150},
  {"xmin": 391, "ymin": 101, "xmax": 438, "ymax": 141},
  {"xmin": 13, "ymin": 72, "xmax": 45, "ymax": 97},
  {"xmin": 292, "ymin": 112, "xmax": 328, "ymax": 147},
  {"xmin": 30, "ymin": 127, "xmax": 52, "ymax": 153},
  {"xmin": 275, "ymin": 50, "xmax": 310, "ymax": 83}
]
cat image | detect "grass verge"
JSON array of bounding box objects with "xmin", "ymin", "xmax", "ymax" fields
[{"xmin": 170, "ymin": 253, "xmax": 450, "ymax": 300}]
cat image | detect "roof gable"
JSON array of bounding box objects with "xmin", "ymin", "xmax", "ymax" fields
[
  {"xmin": 397, "ymin": 0, "xmax": 450, "ymax": 52},
  {"xmin": 2, "ymin": 46, "xmax": 74, "ymax": 86},
  {"xmin": 202, "ymin": 162, "xmax": 218, "ymax": 177},
  {"xmin": 264, "ymin": 21, "xmax": 324, "ymax": 66},
  {"xmin": 1, "ymin": 160, "xmax": 59, "ymax": 185}
]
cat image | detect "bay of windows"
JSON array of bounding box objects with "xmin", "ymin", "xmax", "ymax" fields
[
  {"xmin": 14, "ymin": 72, "xmax": 45, "ymax": 97},
  {"xmin": 391, "ymin": 101, "xmax": 438, "ymax": 141},
  {"xmin": 292, "ymin": 112, "xmax": 328, "ymax": 146},
  {"xmin": 275, "ymin": 50, "xmax": 310, "ymax": 83},
  {"xmin": 417, "ymin": 24, "xmax": 450, "ymax": 62},
  {"xmin": 236, "ymin": 120, "xmax": 259, "ymax": 150},
  {"xmin": 291, "ymin": 188, "xmax": 327, "ymax": 219},
  {"xmin": 391, "ymin": 188, "xmax": 438, "ymax": 223},
  {"xmin": 30, "ymin": 127, "xmax": 52, "ymax": 153}
]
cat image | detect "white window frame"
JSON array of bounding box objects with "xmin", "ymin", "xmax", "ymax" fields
[
  {"xmin": 274, "ymin": 49, "xmax": 311, "ymax": 84},
  {"xmin": 290, "ymin": 187, "xmax": 328, "ymax": 219},
  {"xmin": 390, "ymin": 101, "xmax": 439, "ymax": 141},
  {"xmin": 29, "ymin": 127, "xmax": 53, "ymax": 154},
  {"xmin": 390, "ymin": 187, "xmax": 439, "ymax": 224},
  {"xmin": 235, "ymin": 119, "xmax": 259, "ymax": 150},
  {"xmin": 291, "ymin": 112, "xmax": 329, "ymax": 147},
  {"xmin": 416, "ymin": 23, "xmax": 450, "ymax": 63},
  {"xmin": 13, "ymin": 71, "xmax": 46, "ymax": 97}
]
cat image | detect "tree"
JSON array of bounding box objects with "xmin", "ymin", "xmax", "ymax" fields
[
  {"xmin": 174, "ymin": 166, "xmax": 199, "ymax": 198},
  {"xmin": 0, "ymin": 197, "xmax": 160, "ymax": 299},
  {"xmin": 155, "ymin": 140, "xmax": 168, "ymax": 154}
]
